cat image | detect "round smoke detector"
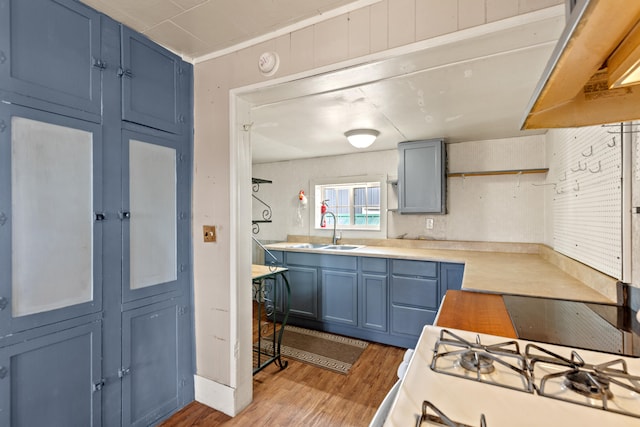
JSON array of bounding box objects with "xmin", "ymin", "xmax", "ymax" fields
[{"xmin": 258, "ymin": 51, "xmax": 280, "ymax": 76}]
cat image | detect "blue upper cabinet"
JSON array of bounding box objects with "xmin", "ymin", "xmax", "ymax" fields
[
  {"xmin": 398, "ymin": 139, "xmax": 446, "ymax": 214},
  {"xmin": 121, "ymin": 27, "xmax": 188, "ymax": 135},
  {"xmin": 0, "ymin": 0, "xmax": 102, "ymax": 121}
]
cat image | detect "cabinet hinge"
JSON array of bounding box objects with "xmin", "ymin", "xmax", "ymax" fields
[
  {"xmin": 178, "ymin": 153, "xmax": 185, "ymax": 162},
  {"xmin": 178, "ymin": 212, "xmax": 187, "ymax": 220},
  {"xmin": 0, "ymin": 366, "xmax": 7, "ymax": 379},
  {"xmin": 177, "ymin": 114, "xmax": 185, "ymax": 124},
  {"xmin": 118, "ymin": 211, "xmax": 131, "ymax": 220},
  {"xmin": 94, "ymin": 212, "xmax": 106, "ymax": 221},
  {"xmin": 0, "ymin": 297, "xmax": 8, "ymax": 311},
  {"xmin": 0, "ymin": 211, "xmax": 7, "ymax": 226},
  {"xmin": 178, "ymin": 306, "xmax": 189, "ymax": 316},
  {"xmin": 118, "ymin": 367, "xmax": 130, "ymax": 378},
  {"xmin": 0, "ymin": 51, "xmax": 6, "ymax": 64},
  {"xmin": 92, "ymin": 58, "xmax": 107, "ymax": 70},
  {"xmin": 0, "ymin": 119, "xmax": 6, "ymax": 132},
  {"xmin": 179, "ymin": 264, "xmax": 186, "ymax": 272},
  {"xmin": 117, "ymin": 67, "xmax": 133, "ymax": 78}
]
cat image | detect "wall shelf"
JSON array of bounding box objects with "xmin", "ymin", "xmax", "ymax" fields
[
  {"xmin": 447, "ymin": 168, "xmax": 549, "ymax": 178},
  {"xmin": 252, "ymin": 177, "xmax": 272, "ymax": 234}
]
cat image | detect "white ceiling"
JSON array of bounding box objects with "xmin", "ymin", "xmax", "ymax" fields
[
  {"xmin": 80, "ymin": 0, "xmax": 372, "ymax": 60},
  {"xmin": 81, "ymin": 0, "xmax": 566, "ymax": 165},
  {"xmin": 247, "ymin": 9, "xmax": 565, "ymax": 163}
]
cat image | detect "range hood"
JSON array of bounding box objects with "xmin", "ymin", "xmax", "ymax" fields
[{"xmin": 522, "ymin": 0, "xmax": 640, "ymax": 129}]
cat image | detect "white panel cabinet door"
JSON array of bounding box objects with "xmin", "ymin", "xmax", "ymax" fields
[{"xmin": 0, "ymin": 103, "xmax": 103, "ymax": 337}]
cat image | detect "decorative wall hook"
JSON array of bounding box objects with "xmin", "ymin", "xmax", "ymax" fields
[
  {"xmin": 581, "ymin": 145, "xmax": 593, "ymax": 157},
  {"xmin": 573, "ymin": 180, "xmax": 580, "ymax": 192},
  {"xmin": 571, "ymin": 161, "xmax": 587, "ymax": 172},
  {"xmin": 588, "ymin": 160, "xmax": 601, "ymax": 173},
  {"xmin": 607, "ymin": 136, "xmax": 617, "ymax": 148}
]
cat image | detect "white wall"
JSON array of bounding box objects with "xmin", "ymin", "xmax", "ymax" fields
[
  {"xmin": 253, "ymin": 134, "xmax": 547, "ymax": 244},
  {"xmin": 192, "ymin": 0, "xmax": 563, "ymax": 415}
]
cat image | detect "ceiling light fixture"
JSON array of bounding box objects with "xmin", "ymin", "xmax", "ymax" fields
[{"xmin": 345, "ymin": 129, "xmax": 379, "ymax": 148}]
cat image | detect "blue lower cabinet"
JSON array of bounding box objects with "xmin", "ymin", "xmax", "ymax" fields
[
  {"xmin": 361, "ymin": 273, "xmax": 388, "ymax": 332},
  {"xmin": 121, "ymin": 301, "xmax": 181, "ymax": 427},
  {"xmin": 287, "ymin": 266, "xmax": 318, "ymax": 319},
  {"xmin": 321, "ymin": 269, "xmax": 358, "ymax": 326},
  {"xmin": 441, "ymin": 262, "xmax": 465, "ymax": 292},
  {"xmin": 391, "ymin": 276, "xmax": 439, "ymax": 309},
  {"xmin": 390, "ymin": 305, "xmax": 436, "ymax": 337},
  {"xmin": 276, "ymin": 251, "xmax": 464, "ymax": 348},
  {"xmin": 0, "ymin": 322, "xmax": 102, "ymax": 427}
]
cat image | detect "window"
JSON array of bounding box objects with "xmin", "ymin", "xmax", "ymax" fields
[{"xmin": 316, "ymin": 181, "xmax": 381, "ymax": 230}]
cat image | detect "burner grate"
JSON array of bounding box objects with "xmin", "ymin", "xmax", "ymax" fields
[
  {"xmin": 526, "ymin": 343, "xmax": 640, "ymax": 419},
  {"xmin": 430, "ymin": 329, "xmax": 533, "ymax": 393},
  {"xmin": 416, "ymin": 401, "xmax": 487, "ymax": 427}
]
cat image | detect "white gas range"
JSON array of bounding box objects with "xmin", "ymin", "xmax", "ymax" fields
[{"xmin": 384, "ymin": 325, "xmax": 640, "ymax": 427}]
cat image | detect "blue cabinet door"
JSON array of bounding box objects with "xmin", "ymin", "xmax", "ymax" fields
[
  {"xmin": 121, "ymin": 300, "xmax": 184, "ymax": 427},
  {"xmin": 0, "ymin": 0, "xmax": 102, "ymax": 119},
  {"xmin": 321, "ymin": 269, "xmax": 358, "ymax": 326},
  {"xmin": 121, "ymin": 27, "xmax": 187, "ymax": 134},
  {"xmin": 121, "ymin": 128, "xmax": 189, "ymax": 305},
  {"xmin": 398, "ymin": 139, "xmax": 446, "ymax": 214},
  {"xmin": 0, "ymin": 322, "xmax": 102, "ymax": 427},
  {"xmin": 287, "ymin": 266, "xmax": 318, "ymax": 319},
  {"xmin": 360, "ymin": 273, "xmax": 388, "ymax": 332},
  {"xmin": 440, "ymin": 262, "xmax": 465, "ymax": 293}
]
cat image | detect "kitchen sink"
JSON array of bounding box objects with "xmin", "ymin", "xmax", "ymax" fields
[
  {"xmin": 286, "ymin": 243, "xmax": 329, "ymax": 249},
  {"xmin": 321, "ymin": 245, "xmax": 363, "ymax": 251}
]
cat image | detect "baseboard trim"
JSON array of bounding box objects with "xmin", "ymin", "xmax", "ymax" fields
[{"xmin": 194, "ymin": 375, "xmax": 237, "ymax": 416}]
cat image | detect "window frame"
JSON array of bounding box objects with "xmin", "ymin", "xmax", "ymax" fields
[{"xmin": 311, "ymin": 175, "xmax": 387, "ymax": 236}]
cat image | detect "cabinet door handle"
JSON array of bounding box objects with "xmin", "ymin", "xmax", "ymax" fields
[
  {"xmin": 93, "ymin": 379, "xmax": 105, "ymax": 391},
  {"xmin": 117, "ymin": 67, "xmax": 133, "ymax": 78}
]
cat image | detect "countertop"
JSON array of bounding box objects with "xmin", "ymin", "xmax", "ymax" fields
[
  {"xmin": 251, "ymin": 264, "xmax": 288, "ymax": 280},
  {"xmin": 435, "ymin": 290, "xmax": 517, "ymax": 338},
  {"xmin": 264, "ymin": 241, "xmax": 614, "ymax": 303}
]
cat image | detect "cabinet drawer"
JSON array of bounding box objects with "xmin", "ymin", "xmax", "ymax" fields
[
  {"xmin": 361, "ymin": 257, "xmax": 387, "ymax": 273},
  {"xmin": 391, "ymin": 305, "xmax": 436, "ymax": 336},
  {"xmin": 391, "ymin": 276, "xmax": 438, "ymax": 309},
  {"xmin": 391, "ymin": 259, "xmax": 437, "ymax": 277},
  {"xmin": 287, "ymin": 252, "xmax": 357, "ymax": 270}
]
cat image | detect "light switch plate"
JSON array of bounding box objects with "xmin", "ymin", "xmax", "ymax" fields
[{"xmin": 203, "ymin": 225, "xmax": 216, "ymax": 242}]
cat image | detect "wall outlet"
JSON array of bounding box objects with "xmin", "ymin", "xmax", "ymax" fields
[
  {"xmin": 203, "ymin": 225, "xmax": 216, "ymax": 242},
  {"xmin": 425, "ymin": 218, "xmax": 434, "ymax": 229}
]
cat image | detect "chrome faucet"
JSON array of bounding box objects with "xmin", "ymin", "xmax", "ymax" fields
[{"xmin": 320, "ymin": 211, "xmax": 339, "ymax": 245}]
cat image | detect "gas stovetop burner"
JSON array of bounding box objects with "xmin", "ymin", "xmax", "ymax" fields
[
  {"xmin": 459, "ymin": 351, "xmax": 495, "ymax": 375},
  {"xmin": 526, "ymin": 343, "xmax": 640, "ymax": 418},
  {"xmin": 563, "ymin": 370, "xmax": 614, "ymax": 400}
]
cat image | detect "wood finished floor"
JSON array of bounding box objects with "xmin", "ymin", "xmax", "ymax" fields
[{"xmin": 162, "ymin": 307, "xmax": 405, "ymax": 426}]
